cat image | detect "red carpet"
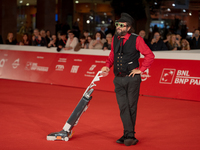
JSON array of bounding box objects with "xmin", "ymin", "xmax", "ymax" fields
[{"xmin": 0, "ymin": 79, "xmax": 200, "ymax": 150}]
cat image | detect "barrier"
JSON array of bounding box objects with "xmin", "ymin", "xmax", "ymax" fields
[{"xmin": 0, "ymin": 45, "xmax": 200, "ymax": 101}]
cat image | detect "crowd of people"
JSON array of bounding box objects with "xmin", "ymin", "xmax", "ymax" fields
[
  {"xmin": 139, "ymin": 29, "xmax": 200, "ymax": 51},
  {"xmin": 1, "ymin": 26, "xmax": 200, "ymax": 51}
]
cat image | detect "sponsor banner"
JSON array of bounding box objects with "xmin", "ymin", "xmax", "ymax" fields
[{"xmin": 0, "ymin": 49, "xmax": 199, "ymax": 101}]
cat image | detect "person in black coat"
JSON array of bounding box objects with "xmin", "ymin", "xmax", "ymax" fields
[
  {"xmin": 148, "ymin": 32, "xmax": 168, "ymax": 51},
  {"xmin": 190, "ymin": 29, "xmax": 200, "ymax": 49},
  {"xmin": 57, "ymin": 32, "xmax": 67, "ymax": 52}
]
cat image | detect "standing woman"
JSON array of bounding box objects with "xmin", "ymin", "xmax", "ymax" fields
[
  {"xmin": 89, "ymin": 31, "xmax": 106, "ymax": 49},
  {"xmin": 5, "ymin": 32, "xmax": 18, "ymax": 45}
]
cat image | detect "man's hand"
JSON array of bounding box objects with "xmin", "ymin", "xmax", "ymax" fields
[
  {"xmin": 101, "ymin": 66, "xmax": 110, "ymax": 73},
  {"xmin": 129, "ymin": 69, "xmax": 142, "ymax": 77}
]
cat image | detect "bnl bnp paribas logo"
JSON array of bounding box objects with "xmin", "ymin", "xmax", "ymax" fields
[{"xmin": 160, "ymin": 68, "xmax": 200, "ymax": 85}]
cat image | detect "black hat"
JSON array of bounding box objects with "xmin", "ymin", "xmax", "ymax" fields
[{"xmin": 117, "ymin": 13, "xmax": 134, "ymax": 24}]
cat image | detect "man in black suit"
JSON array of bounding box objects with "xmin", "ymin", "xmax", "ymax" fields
[{"xmin": 190, "ymin": 29, "xmax": 200, "ymax": 49}]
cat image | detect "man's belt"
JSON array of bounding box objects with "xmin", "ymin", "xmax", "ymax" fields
[{"xmin": 116, "ymin": 72, "xmax": 128, "ymax": 77}]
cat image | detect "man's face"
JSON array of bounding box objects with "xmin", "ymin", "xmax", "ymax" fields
[
  {"xmin": 61, "ymin": 35, "xmax": 66, "ymax": 40},
  {"xmin": 154, "ymin": 32, "xmax": 160, "ymax": 41},
  {"xmin": 115, "ymin": 22, "xmax": 130, "ymax": 36},
  {"xmin": 34, "ymin": 30, "xmax": 39, "ymax": 36},
  {"xmin": 194, "ymin": 30, "xmax": 200, "ymax": 37},
  {"xmin": 40, "ymin": 31, "xmax": 46, "ymax": 37},
  {"xmin": 139, "ymin": 30, "xmax": 145, "ymax": 38}
]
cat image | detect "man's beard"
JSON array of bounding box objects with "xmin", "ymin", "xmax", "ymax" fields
[{"xmin": 115, "ymin": 29, "xmax": 127, "ymax": 36}]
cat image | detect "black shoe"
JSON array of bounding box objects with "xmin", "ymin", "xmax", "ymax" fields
[
  {"xmin": 124, "ymin": 137, "xmax": 138, "ymax": 146},
  {"xmin": 116, "ymin": 135, "xmax": 125, "ymax": 144}
]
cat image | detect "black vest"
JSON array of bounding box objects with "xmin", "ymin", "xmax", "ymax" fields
[{"xmin": 113, "ymin": 34, "xmax": 140, "ymax": 76}]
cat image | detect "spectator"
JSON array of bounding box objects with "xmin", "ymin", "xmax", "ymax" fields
[
  {"xmin": 105, "ymin": 20, "xmax": 115, "ymax": 36},
  {"xmin": 47, "ymin": 35, "xmax": 58, "ymax": 48},
  {"xmin": 190, "ymin": 29, "xmax": 200, "ymax": 49},
  {"xmin": 85, "ymin": 35, "xmax": 92, "ymax": 49},
  {"xmin": 167, "ymin": 34, "xmax": 181, "ymax": 50},
  {"xmin": 45, "ymin": 30, "xmax": 51, "ymax": 44},
  {"xmin": 72, "ymin": 21, "xmax": 80, "ymax": 38},
  {"xmin": 148, "ymin": 32, "xmax": 168, "ymax": 51},
  {"xmin": 181, "ymin": 39, "xmax": 190, "ymax": 50},
  {"xmin": 5, "ymin": 32, "xmax": 17, "ymax": 45},
  {"xmin": 40, "ymin": 29, "xmax": 46, "ymax": 38},
  {"xmin": 176, "ymin": 34, "xmax": 182, "ymax": 43},
  {"xmin": 89, "ymin": 31, "xmax": 106, "ymax": 49},
  {"xmin": 57, "ymin": 30, "xmax": 62, "ymax": 41},
  {"xmin": 163, "ymin": 33, "xmax": 171, "ymax": 49},
  {"xmin": 163, "ymin": 33, "xmax": 171, "ymax": 44},
  {"xmin": 99, "ymin": 26, "xmax": 106, "ymax": 39},
  {"xmin": 57, "ymin": 32, "xmax": 67, "ymax": 52},
  {"xmin": 0, "ymin": 34, "xmax": 4, "ymax": 44},
  {"xmin": 83, "ymin": 30, "xmax": 89, "ymax": 39},
  {"xmin": 32, "ymin": 29, "xmax": 46, "ymax": 46},
  {"xmin": 102, "ymin": 33, "xmax": 112, "ymax": 50},
  {"xmin": 19, "ymin": 33, "xmax": 31, "ymax": 45},
  {"xmin": 139, "ymin": 30, "xmax": 148, "ymax": 44},
  {"xmin": 74, "ymin": 35, "xmax": 87, "ymax": 51},
  {"xmin": 64, "ymin": 30, "xmax": 78, "ymax": 50}
]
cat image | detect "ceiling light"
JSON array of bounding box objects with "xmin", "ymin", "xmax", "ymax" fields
[
  {"xmin": 172, "ymin": 3, "xmax": 175, "ymax": 7},
  {"xmin": 154, "ymin": 2, "xmax": 157, "ymax": 5},
  {"xmin": 19, "ymin": 0, "xmax": 23, "ymax": 3},
  {"xmin": 86, "ymin": 20, "xmax": 90, "ymax": 24},
  {"xmin": 26, "ymin": 3, "xmax": 29, "ymax": 6},
  {"xmin": 167, "ymin": 8, "xmax": 171, "ymax": 11},
  {"xmin": 189, "ymin": 12, "xmax": 192, "ymax": 16},
  {"xmin": 183, "ymin": 9, "xmax": 186, "ymax": 12},
  {"xmin": 75, "ymin": 1, "xmax": 79, "ymax": 3}
]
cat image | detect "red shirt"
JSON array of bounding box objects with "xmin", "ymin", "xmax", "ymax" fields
[{"xmin": 106, "ymin": 33, "xmax": 155, "ymax": 72}]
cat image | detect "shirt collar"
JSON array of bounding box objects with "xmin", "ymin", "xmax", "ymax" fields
[{"xmin": 117, "ymin": 33, "xmax": 131, "ymax": 40}]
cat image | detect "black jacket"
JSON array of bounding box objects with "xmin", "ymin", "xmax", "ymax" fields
[
  {"xmin": 190, "ymin": 37, "xmax": 200, "ymax": 49},
  {"xmin": 148, "ymin": 39, "xmax": 168, "ymax": 51}
]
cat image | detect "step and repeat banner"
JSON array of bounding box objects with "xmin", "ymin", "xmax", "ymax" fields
[{"xmin": 0, "ymin": 46, "xmax": 200, "ymax": 101}]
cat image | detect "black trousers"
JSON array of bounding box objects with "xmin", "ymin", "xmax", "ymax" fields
[{"xmin": 113, "ymin": 74, "xmax": 141, "ymax": 138}]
